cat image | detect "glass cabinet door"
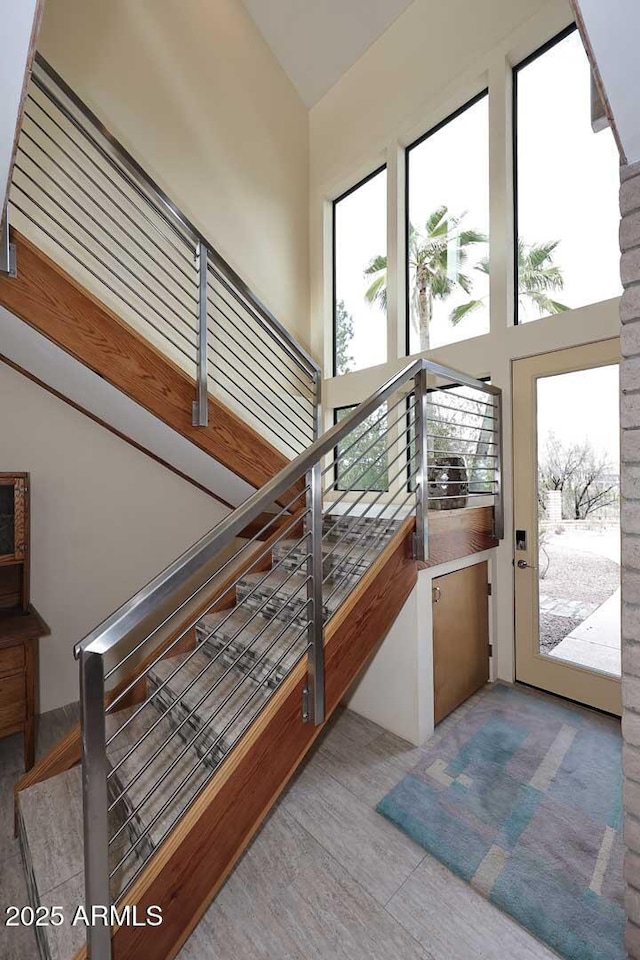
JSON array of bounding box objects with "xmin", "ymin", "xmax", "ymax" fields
[{"xmin": 0, "ymin": 482, "xmax": 16, "ymax": 559}]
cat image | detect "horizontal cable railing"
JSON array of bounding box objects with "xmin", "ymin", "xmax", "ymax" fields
[
  {"xmin": 8, "ymin": 55, "xmax": 319, "ymax": 451},
  {"xmin": 74, "ymin": 357, "xmax": 502, "ymax": 959}
]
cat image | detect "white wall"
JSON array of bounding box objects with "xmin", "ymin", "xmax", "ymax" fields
[
  {"xmin": 0, "ymin": 361, "xmax": 230, "ymax": 713},
  {"xmin": 0, "ymin": 0, "xmax": 40, "ymax": 212},
  {"xmin": 36, "ymin": 0, "xmax": 310, "ymax": 347},
  {"xmin": 308, "ymin": 0, "xmax": 621, "ymax": 707}
]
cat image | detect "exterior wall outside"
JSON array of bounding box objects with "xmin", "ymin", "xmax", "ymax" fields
[
  {"xmin": 621, "ymin": 158, "xmax": 640, "ymax": 958},
  {"xmin": 36, "ymin": 0, "xmax": 310, "ymax": 348},
  {"xmin": 309, "ymin": 0, "xmax": 621, "ymax": 699},
  {"xmin": 0, "ymin": 360, "xmax": 230, "ymax": 713}
]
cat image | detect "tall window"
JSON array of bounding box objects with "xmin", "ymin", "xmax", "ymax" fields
[
  {"xmin": 333, "ymin": 167, "xmax": 387, "ymax": 376},
  {"xmin": 514, "ymin": 27, "xmax": 622, "ymax": 323},
  {"xmin": 406, "ymin": 92, "xmax": 490, "ymax": 355}
]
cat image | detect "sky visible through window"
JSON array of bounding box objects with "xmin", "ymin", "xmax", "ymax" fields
[
  {"xmin": 537, "ymin": 365, "xmax": 620, "ymax": 467},
  {"xmin": 333, "ymin": 28, "xmax": 622, "ymax": 378},
  {"xmin": 517, "ymin": 30, "xmax": 622, "ymax": 322},
  {"xmin": 334, "ymin": 168, "xmax": 387, "ymax": 375},
  {"xmin": 407, "ymin": 95, "xmax": 489, "ymax": 354}
]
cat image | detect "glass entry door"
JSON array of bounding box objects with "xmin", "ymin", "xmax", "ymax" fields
[{"xmin": 513, "ymin": 340, "xmax": 621, "ymax": 714}]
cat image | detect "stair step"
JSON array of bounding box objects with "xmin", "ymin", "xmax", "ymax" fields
[
  {"xmin": 235, "ymin": 567, "xmax": 350, "ymax": 626},
  {"xmin": 17, "ymin": 765, "xmax": 143, "ymax": 960},
  {"xmin": 109, "ymin": 696, "xmax": 213, "ymax": 857},
  {"xmin": 148, "ymin": 650, "xmax": 271, "ymax": 766},
  {"xmin": 106, "ymin": 700, "xmax": 213, "ymax": 855},
  {"xmin": 322, "ymin": 514, "xmax": 401, "ymax": 544},
  {"xmin": 272, "ymin": 536, "xmax": 387, "ymax": 582},
  {"xmin": 196, "ymin": 607, "xmax": 308, "ymax": 685}
]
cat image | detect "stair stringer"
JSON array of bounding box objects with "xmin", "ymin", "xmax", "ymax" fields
[
  {"xmin": 76, "ymin": 516, "xmax": 416, "ymax": 960},
  {"xmin": 0, "ymin": 230, "xmax": 305, "ymax": 505}
]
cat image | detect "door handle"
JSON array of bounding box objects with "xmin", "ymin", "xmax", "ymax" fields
[
  {"xmin": 432, "ymin": 585, "xmax": 442, "ymax": 603},
  {"xmin": 516, "ymin": 559, "xmax": 536, "ymax": 570}
]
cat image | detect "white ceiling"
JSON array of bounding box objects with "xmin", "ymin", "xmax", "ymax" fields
[{"xmin": 241, "ymin": 0, "xmax": 416, "ymax": 107}]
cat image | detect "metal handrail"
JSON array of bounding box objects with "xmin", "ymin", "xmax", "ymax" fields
[
  {"xmin": 32, "ymin": 54, "xmax": 319, "ymax": 381},
  {"xmin": 75, "ymin": 357, "xmax": 500, "ymax": 661},
  {"xmin": 77, "ymin": 357, "xmax": 502, "ymax": 958}
]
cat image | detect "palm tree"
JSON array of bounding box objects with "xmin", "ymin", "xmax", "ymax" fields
[
  {"xmin": 364, "ymin": 209, "xmax": 568, "ymax": 351},
  {"xmin": 450, "ymin": 239, "xmax": 569, "ymax": 324},
  {"xmin": 516, "ymin": 239, "xmax": 569, "ymax": 317},
  {"xmin": 364, "ymin": 205, "xmax": 486, "ymax": 352}
]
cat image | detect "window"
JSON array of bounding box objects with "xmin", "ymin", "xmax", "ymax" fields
[
  {"xmin": 333, "ymin": 405, "xmax": 389, "ymax": 492},
  {"xmin": 406, "ymin": 92, "xmax": 489, "ymax": 355},
  {"xmin": 333, "ymin": 167, "xmax": 387, "ymax": 376},
  {"xmin": 514, "ymin": 27, "xmax": 622, "ymax": 323}
]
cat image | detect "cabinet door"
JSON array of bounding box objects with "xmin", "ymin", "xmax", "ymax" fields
[
  {"xmin": 13, "ymin": 477, "xmax": 27, "ymax": 561},
  {"xmin": 0, "ymin": 480, "xmax": 16, "ymax": 561},
  {"xmin": 433, "ymin": 561, "xmax": 490, "ymax": 724}
]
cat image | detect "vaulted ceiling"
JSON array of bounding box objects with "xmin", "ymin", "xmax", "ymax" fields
[{"xmin": 241, "ymin": 0, "xmax": 416, "ymax": 107}]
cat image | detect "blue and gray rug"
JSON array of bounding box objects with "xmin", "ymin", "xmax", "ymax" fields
[{"xmin": 377, "ymin": 683, "xmax": 624, "ymax": 960}]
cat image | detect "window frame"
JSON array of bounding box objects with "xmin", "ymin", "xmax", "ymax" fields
[
  {"xmin": 512, "ymin": 22, "xmax": 578, "ymax": 326},
  {"xmin": 404, "ymin": 88, "xmax": 489, "ymax": 357},
  {"xmin": 332, "ymin": 163, "xmax": 387, "ymax": 378}
]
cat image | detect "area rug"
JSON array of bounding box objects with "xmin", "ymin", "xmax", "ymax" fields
[{"xmin": 377, "ymin": 683, "xmax": 624, "ymax": 960}]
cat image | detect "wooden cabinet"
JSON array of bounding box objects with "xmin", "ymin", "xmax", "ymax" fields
[
  {"xmin": 433, "ymin": 561, "xmax": 490, "ymax": 724},
  {"xmin": 0, "ymin": 473, "xmax": 49, "ymax": 769},
  {"xmin": 0, "ymin": 472, "xmax": 30, "ymax": 610}
]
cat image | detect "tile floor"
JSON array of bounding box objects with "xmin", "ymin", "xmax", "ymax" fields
[{"xmin": 1, "ymin": 691, "xmax": 562, "ymax": 960}]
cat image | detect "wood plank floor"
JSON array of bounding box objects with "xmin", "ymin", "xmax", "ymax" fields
[{"xmin": 0, "ymin": 693, "xmax": 558, "ymax": 960}]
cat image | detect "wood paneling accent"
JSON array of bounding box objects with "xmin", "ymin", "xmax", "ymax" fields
[
  {"xmin": 83, "ymin": 519, "xmax": 417, "ymax": 960},
  {"xmin": 0, "ymin": 232, "xmax": 303, "ymax": 502},
  {"xmin": 419, "ymin": 505, "xmax": 497, "ymax": 569},
  {"xmin": 433, "ymin": 561, "xmax": 490, "ymax": 724}
]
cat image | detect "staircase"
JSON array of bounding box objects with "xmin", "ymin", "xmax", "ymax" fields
[{"xmin": 4, "ymin": 55, "xmax": 505, "ymax": 960}]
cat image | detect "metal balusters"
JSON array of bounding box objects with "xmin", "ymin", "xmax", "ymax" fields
[
  {"xmin": 414, "ymin": 368, "xmax": 428, "ymax": 561},
  {"xmin": 493, "ymin": 390, "xmax": 505, "ymax": 539},
  {"xmin": 193, "ymin": 241, "xmax": 209, "ymax": 426},
  {"xmin": 72, "ymin": 357, "xmax": 503, "ymax": 957},
  {"xmin": 305, "ymin": 462, "xmax": 325, "ymax": 724},
  {"xmin": 0, "ymin": 207, "xmax": 16, "ymax": 277},
  {"xmin": 9, "ymin": 54, "xmax": 320, "ymax": 447},
  {"xmin": 79, "ymin": 649, "xmax": 111, "ymax": 960}
]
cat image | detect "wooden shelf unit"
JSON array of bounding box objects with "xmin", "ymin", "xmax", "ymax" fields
[{"xmin": 0, "ymin": 473, "xmax": 49, "ymax": 769}]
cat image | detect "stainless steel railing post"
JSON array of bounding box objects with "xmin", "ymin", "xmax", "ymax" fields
[
  {"xmin": 305, "ymin": 461, "xmax": 325, "ymax": 724},
  {"xmin": 493, "ymin": 390, "xmax": 505, "ymax": 540},
  {"xmin": 414, "ymin": 368, "xmax": 429, "ymax": 562},
  {"xmin": 0, "ymin": 205, "xmax": 16, "ymax": 277},
  {"xmin": 192, "ymin": 241, "xmax": 209, "ymax": 427},
  {"xmin": 79, "ymin": 649, "xmax": 111, "ymax": 960}
]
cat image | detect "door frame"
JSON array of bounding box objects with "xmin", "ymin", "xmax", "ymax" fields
[{"xmin": 512, "ymin": 338, "xmax": 621, "ymax": 715}]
